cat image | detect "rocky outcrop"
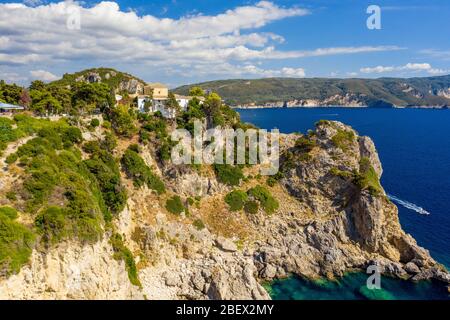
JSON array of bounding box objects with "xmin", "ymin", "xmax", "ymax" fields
[{"xmin": 1, "ymin": 120, "xmax": 448, "ymax": 299}]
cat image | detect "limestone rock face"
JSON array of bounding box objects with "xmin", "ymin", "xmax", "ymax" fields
[{"xmin": 0, "ymin": 238, "xmax": 144, "ymax": 300}]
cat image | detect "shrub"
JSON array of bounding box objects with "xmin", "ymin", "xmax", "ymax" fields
[
  {"xmin": 101, "ymin": 131, "xmax": 117, "ymax": 152},
  {"xmin": 128, "ymin": 143, "xmax": 141, "ymax": 153},
  {"xmin": 0, "ymin": 211, "xmax": 35, "ymax": 276},
  {"xmin": 224, "ymin": 190, "xmax": 248, "ymax": 211},
  {"xmin": 214, "ymin": 164, "xmax": 244, "ymax": 186},
  {"xmin": 62, "ymin": 127, "xmax": 83, "ymax": 147},
  {"xmin": 165, "ymin": 195, "xmax": 184, "ymax": 215},
  {"xmin": 110, "ymin": 233, "xmax": 141, "ymax": 287},
  {"xmin": 192, "ymin": 219, "xmax": 205, "ymax": 231},
  {"xmin": 330, "ymin": 167, "xmax": 353, "ymax": 179},
  {"xmin": 90, "ymin": 118, "xmax": 100, "ymax": 128},
  {"xmin": 295, "ymin": 136, "xmax": 316, "ymax": 153},
  {"xmin": 247, "ymin": 185, "xmax": 279, "ymax": 214},
  {"xmin": 6, "ymin": 191, "xmax": 17, "ymax": 201},
  {"xmin": 102, "ymin": 120, "xmax": 111, "ymax": 129},
  {"xmin": 5, "ymin": 153, "xmax": 18, "ymax": 164},
  {"xmin": 354, "ymin": 157, "xmax": 383, "ymax": 196},
  {"xmin": 244, "ymin": 200, "xmax": 259, "ymax": 214},
  {"xmin": 266, "ymin": 172, "xmax": 283, "ymax": 187},
  {"xmin": 0, "ymin": 206, "xmax": 18, "ymax": 220},
  {"xmin": 110, "ymin": 105, "xmax": 137, "ymax": 137},
  {"xmin": 35, "ymin": 206, "xmax": 67, "ymax": 244},
  {"xmin": 332, "ymin": 129, "xmax": 355, "ymax": 152},
  {"xmin": 121, "ymin": 148, "xmax": 165, "ymax": 194},
  {"xmin": 84, "ymin": 149, "xmax": 127, "ymax": 218},
  {"xmin": 82, "ymin": 141, "xmax": 101, "ymax": 154}
]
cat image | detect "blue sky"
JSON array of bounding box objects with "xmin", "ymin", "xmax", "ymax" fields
[{"xmin": 0, "ymin": 0, "xmax": 449, "ymax": 86}]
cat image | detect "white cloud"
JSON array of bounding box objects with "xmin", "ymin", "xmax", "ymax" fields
[
  {"xmin": 279, "ymin": 67, "xmax": 305, "ymax": 77},
  {"xmin": 30, "ymin": 70, "xmax": 59, "ymax": 82},
  {"xmin": 420, "ymin": 49, "xmax": 450, "ymax": 61},
  {"xmin": 360, "ymin": 62, "xmax": 449, "ymax": 75},
  {"xmin": 0, "ymin": 1, "xmax": 402, "ymax": 82}
]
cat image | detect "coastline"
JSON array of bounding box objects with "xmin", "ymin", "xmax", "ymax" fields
[{"xmin": 232, "ymin": 105, "xmax": 448, "ymax": 110}]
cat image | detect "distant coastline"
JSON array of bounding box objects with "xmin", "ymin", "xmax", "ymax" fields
[{"xmin": 233, "ymin": 105, "xmax": 448, "ymax": 109}]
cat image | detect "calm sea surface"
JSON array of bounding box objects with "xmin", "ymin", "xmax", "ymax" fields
[{"xmin": 237, "ymin": 107, "xmax": 450, "ymax": 300}]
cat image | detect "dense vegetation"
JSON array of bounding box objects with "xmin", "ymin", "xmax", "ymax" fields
[
  {"xmin": 0, "ymin": 114, "xmax": 134, "ymax": 275},
  {"xmin": 53, "ymin": 68, "xmax": 144, "ymax": 88},
  {"xmin": 0, "ymin": 207, "xmax": 35, "ymax": 277},
  {"xmin": 121, "ymin": 146, "xmax": 165, "ymax": 194},
  {"xmin": 173, "ymin": 75, "xmax": 450, "ymax": 107}
]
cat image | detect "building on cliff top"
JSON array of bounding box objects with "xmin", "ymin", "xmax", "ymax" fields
[{"xmin": 137, "ymin": 83, "xmax": 204, "ymax": 119}]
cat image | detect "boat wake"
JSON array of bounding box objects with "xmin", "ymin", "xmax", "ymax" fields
[{"xmin": 388, "ymin": 194, "xmax": 431, "ymax": 215}]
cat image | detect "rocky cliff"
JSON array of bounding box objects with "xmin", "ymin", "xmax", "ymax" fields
[{"xmin": 0, "ymin": 120, "xmax": 448, "ymax": 299}]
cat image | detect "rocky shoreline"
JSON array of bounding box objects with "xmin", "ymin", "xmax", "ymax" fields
[{"xmin": 0, "ymin": 121, "xmax": 448, "ymax": 299}]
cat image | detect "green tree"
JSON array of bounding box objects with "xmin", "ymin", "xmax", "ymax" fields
[
  {"xmin": 109, "ymin": 104, "xmax": 137, "ymax": 137},
  {"xmin": 72, "ymin": 82, "xmax": 113, "ymax": 114},
  {"xmin": 29, "ymin": 80, "xmax": 46, "ymax": 92},
  {"xmin": 31, "ymin": 93, "xmax": 63, "ymax": 115},
  {"xmin": 189, "ymin": 86, "xmax": 205, "ymax": 97},
  {"xmin": 165, "ymin": 92, "xmax": 181, "ymax": 115}
]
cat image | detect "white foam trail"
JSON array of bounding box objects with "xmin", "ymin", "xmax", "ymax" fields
[{"xmin": 388, "ymin": 194, "xmax": 431, "ymax": 215}]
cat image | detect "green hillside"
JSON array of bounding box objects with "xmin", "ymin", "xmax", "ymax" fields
[
  {"xmin": 50, "ymin": 68, "xmax": 145, "ymax": 91},
  {"xmin": 173, "ymin": 75, "xmax": 450, "ymax": 107}
]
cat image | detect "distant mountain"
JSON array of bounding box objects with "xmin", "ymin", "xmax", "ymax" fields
[
  {"xmin": 50, "ymin": 68, "xmax": 146, "ymax": 94},
  {"xmin": 173, "ymin": 75, "xmax": 450, "ymax": 107}
]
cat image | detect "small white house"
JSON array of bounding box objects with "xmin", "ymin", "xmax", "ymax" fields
[
  {"xmin": 137, "ymin": 95, "xmax": 176, "ymax": 118},
  {"xmin": 174, "ymin": 94, "xmax": 205, "ymax": 111},
  {"xmin": 136, "ymin": 82, "xmax": 205, "ymax": 119}
]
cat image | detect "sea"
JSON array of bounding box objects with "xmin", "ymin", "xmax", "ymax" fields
[{"xmin": 236, "ymin": 107, "xmax": 450, "ymax": 300}]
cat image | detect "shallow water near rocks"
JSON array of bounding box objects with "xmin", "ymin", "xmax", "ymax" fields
[{"xmin": 266, "ymin": 273, "xmax": 449, "ymax": 300}]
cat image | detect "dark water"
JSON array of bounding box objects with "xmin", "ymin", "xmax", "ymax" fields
[{"xmin": 237, "ymin": 107, "xmax": 450, "ymax": 300}]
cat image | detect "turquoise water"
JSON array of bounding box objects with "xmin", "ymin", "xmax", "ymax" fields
[
  {"xmin": 237, "ymin": 107, "xmax": 450, "ymax": 300},
  {"xmin": 267, "ymin": 273, "xmax": 450, "ymax": 300}
]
